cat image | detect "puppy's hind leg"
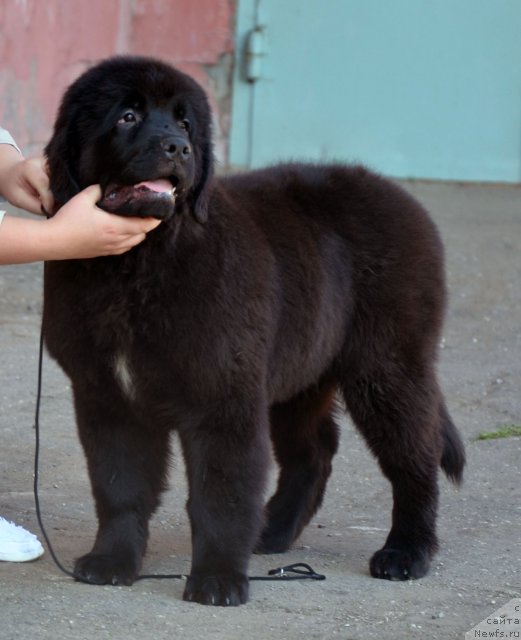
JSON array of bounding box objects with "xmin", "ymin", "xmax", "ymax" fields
[
  {"xmin": 72, "ymin": 388, "xmax": 170, "ymax": 586},
  {"xmin": 255, "ymin": 380, "xmax": 340, "ymax": 554},
  {"xmin": 341, "ymin": 365, "xmax": 444, "ymax": 581}
]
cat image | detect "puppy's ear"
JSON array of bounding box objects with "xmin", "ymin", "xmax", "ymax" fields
[
  {"xmin": 44, "ymin": 108, "xmax": 81, "ymax": 214},
  {"xmin": 191, "ymin": 141, "xmax": 214, "ymax": 224}
]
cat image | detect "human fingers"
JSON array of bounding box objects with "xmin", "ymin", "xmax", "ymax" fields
[
  {"xmin": 103, "ymin": 220, "xmax": 158, "ymax": 252},
  {"xmin": 111, "ymin": 232, "xmax": 149, "ymax": 254},
  {"xmin": 89, "ymin": 205, "xmax": 159, "ymax": 253},
  {"xmin": 22, "ymin": 158, "xmax": 54, "ymax": 214},
  {"xmin": 77, "ymin": 183, "xmax": 103, "ymax": 203},
  {"xmin": 9, "ymin": 188, "xmax": 43, "ymax": 215},
  {"xmin": 99, "ymin": 213, "xmax": 162, "ymax": 235},
  {"xmin": 136, "ymin": 216, "xmax": 162, "ymax": 233},
  {"xmin": 30, "ymin": 158, "xmax": 54, "ymax": 213}
]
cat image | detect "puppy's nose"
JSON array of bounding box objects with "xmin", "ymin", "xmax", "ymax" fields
[{"xmin": 160, "ymin": 136, "xmax": 192, "ymax": 162}]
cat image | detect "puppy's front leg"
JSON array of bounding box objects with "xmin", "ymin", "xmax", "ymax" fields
[
  {"xmin": 180, "ymin": 404, "xmax": 270, "ymax": 606},
  {"xmin": 72, "ymin": 389, "xmax": 170, "ymax": 586}
]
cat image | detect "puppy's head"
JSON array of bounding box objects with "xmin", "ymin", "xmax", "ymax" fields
[{"xmin": 45, "ymin": 56, "xmax": 214, "ymax": 223}]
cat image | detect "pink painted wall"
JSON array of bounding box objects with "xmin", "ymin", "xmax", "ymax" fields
[{"xmin": 0, "ymin": 0, "xmax": 236, "ymax": 162}]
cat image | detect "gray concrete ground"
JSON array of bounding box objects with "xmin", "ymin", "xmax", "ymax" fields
[{"xmin": 1, "ymin": 180, "xmax": 520, "ymax": 640}]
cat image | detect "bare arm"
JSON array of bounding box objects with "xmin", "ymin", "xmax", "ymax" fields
[{"xmin": 0, "ymin": 185, "xmax": 161, "ymax": 264}]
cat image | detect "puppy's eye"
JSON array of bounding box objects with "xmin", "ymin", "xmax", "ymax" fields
[
  {"xmin": 118, "ymin": 110, "xmax": 138, "ymax": 125},
  {"xmin": 179, "ymin": 119, "xmax": 190, "ymax": 132}
]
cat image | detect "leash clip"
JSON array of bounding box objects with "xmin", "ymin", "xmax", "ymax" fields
[{"xmin": 267, "ymin": 562, "xmax": 326, "ymax": 581}]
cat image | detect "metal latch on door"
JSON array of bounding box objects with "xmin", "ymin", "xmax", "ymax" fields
[{"xmin": 245, "ymin": 26, "xmax": 266, "ymax": 82}]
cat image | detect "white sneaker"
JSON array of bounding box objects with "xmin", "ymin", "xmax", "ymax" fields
[{"xmin": 0, "ymin": 516, "xmax": 44, "ymax": 562}]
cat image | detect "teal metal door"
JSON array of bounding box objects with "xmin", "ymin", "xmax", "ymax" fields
[{"xmin": 230, "ymin": 0, "xmax": 521, "ymax": 183}]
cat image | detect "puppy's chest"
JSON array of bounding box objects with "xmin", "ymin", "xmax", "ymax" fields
[
  {"xmin": 104, "ymin": 315, "xmax": 164, "ymax": 404},
  {"xmin": 98, "ymin": 298, "xmax": 200, "ymax": 406},
  {"xmin": 108, "ymin": 331, "xmax": 172, "ymax": 405},
  {"xmin": 112, "ymin": 349, "xmax": 137, "ymax": 401},
  {"xmin": 89, "ymin": 291, "xmax": 170, "ymax": 402}
]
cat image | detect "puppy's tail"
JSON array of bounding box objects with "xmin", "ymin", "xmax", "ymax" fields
[{"xmin": 439, "ymin": 401, "xmax": 465, "ymax": 485}]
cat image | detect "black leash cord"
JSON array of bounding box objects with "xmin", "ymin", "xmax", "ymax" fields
[
  {"xmin": 33, "ymin": 321, "xmax": 325, "ymax": 585},
  {"xmin": 137, "ymin": 564, "xmax": 325, "ymax": 582},
  {"xmin": 33, "ymin": 322, "xmax": 75, "ymax": 580},
  {"xmin": 250, "ymin": 563, "xmax": 325, "ymax": 581}
]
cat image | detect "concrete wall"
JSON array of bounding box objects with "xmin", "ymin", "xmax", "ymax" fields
[{"xmin": 0, "ymin": 0, "xmax": 236, "ymax": 162}]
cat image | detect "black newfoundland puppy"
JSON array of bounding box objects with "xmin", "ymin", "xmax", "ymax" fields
[{"xmin": 43, "ymin": 56, "xmax": 465, "ymax": 606}]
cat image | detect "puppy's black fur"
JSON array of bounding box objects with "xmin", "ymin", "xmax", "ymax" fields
[{"xmin": 43, "ymin": 56, "xmax": 465, "ymax": 606}]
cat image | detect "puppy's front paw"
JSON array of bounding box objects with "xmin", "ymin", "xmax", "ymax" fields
[
  {"xmin": 183, "ymin": 573, "xmax": 249, "ymax": 606},
  {"xmin": 74, "ymin": 552, "xmax": 139, "ymax": 586},
  {"xmin": 369, "ymin": 547, "xmax": 431, "ymax": 581}
]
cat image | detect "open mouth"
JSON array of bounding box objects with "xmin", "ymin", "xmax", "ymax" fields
[
  {"xmin": 96, "ymin": 174, "xmax": 184, "ymax": 220},
  {"xmin": 101, "ymin": 178, "xmax": 178, "ymax": 207}
]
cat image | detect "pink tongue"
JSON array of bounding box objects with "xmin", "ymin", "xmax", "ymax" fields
[{"xmin": 135, "ymin": 179, "xmax": 172, "ymax": 193}]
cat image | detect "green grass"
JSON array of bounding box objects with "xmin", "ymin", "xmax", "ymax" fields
[{"xmin": 477, "ymin": 424, "xmax": 521, "ymax": 440}]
